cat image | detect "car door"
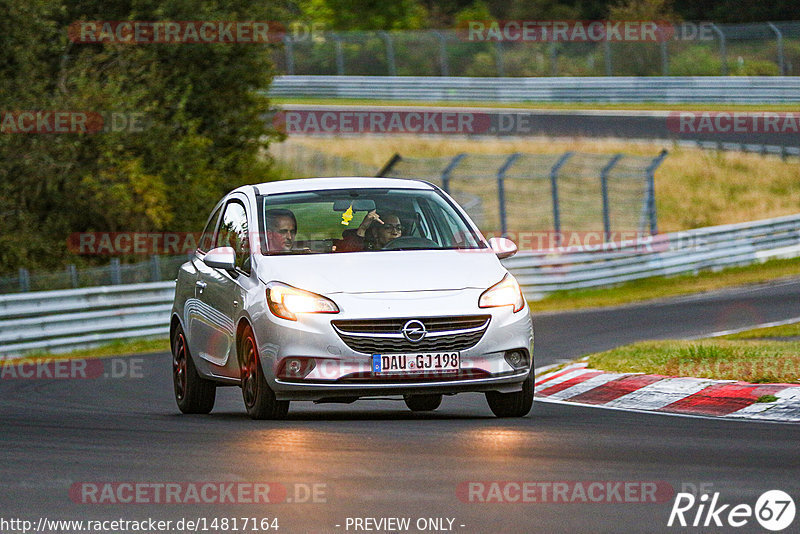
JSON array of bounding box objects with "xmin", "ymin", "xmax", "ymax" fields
[{"xmin": 190, "ymin": 196, "xmax": 252, "ymax": 378}]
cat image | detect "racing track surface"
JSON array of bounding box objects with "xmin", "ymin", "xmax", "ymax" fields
[
  {"xmin": 2, "ymin": 278, "xmax": 800, "ymax": 533},
  {"xmin": 283, "ymin": 104, "xmax": 797, "ymax": 148}
]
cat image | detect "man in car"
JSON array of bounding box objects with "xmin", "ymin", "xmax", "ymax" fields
[
  {"xmin": 336, "ymin": 210, "xmax": 402, "ymax": 252},
  {"xmin": 265, "ymin": 209, "xmax": 297, "ymax": 252}
]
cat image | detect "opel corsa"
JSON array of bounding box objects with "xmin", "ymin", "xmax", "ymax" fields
[{"xmin": 170, "ymin": 178, "xmax": 533, "ymax": 419}]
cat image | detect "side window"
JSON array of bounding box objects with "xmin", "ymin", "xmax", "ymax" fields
[
  {"xmin": 216, "ymin": 200, "xmax": 251, "ymax": 273},
  {"xmin": 197, "ymin": 204, "xmax": 223, "ymax": 253}
]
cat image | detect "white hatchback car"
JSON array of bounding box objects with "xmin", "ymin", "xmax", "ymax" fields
[{"xmin": 170, "ymin": 177, "xmax": 533, "ymax": 419}]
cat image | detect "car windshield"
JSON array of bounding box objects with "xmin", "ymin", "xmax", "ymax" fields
[{"xmin": 259, "ymin": 187, "xmax": 486, "ymax": 255}]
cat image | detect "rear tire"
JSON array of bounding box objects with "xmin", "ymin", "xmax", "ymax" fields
[
  {"xmin": 486, "ymin": 372, "xmax": 533, "ymax": 418},
  {"xmin": 172, "ymin": 324, "xmax": 216, "ymax": 414},
  {"xmin": 240, "ymin": 326, "xmax": 289, "ymax": 420},
  {"xmin": 403, "ymin": 394, "xmax": 442, "ymax": 412}
]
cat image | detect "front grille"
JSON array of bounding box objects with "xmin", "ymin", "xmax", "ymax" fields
[{"xmin": 331, "ymin": 315, "xmax": 491, "ymax": 354}]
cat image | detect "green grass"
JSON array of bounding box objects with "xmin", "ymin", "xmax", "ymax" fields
[
  {"xmin": 272, "ymin": 97, "xmax": 800, "ymax": 113},
  {"xmin": 16, "ymin": 337, "xmax": 169, "ymax": 363},
  {"xmin": 529, "ymin": 257, "xmax": 800, "ymax": 313},
  {"xmin": 587, "ymin": 339, "xmax": 800, "ymax": 383},
  {"xmin": 756, "ymin": 395, "xmax": 779, "ymax": 403},
  {"xmin": 723, "ymin": 322, "xmax": 800, "ymax": 340}
]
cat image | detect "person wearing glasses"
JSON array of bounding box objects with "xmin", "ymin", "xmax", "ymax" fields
[
  {"xmin": 336, "ymin": 210, "xmax": 402, "ymax": 252},
  {"xmin": 265, "ymin": 209, "xmax": 297, "ymax": 252}
]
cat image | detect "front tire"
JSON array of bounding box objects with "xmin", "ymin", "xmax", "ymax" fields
[
  {"xmin": 485, "ymin": 372, "xmax": 533, "ymax": 418},
  {"xmin": 240, "ymin": 326, "xmax": 289, "ymax": 420},
  {"xmin": 172, "ymin": 324, "xmax": 216, "ymax": 414},
  {"xmin": 404, "ymin": 394, "xmax": 442, "ymax": 412}
]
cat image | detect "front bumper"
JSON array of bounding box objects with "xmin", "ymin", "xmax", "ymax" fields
[{"xmin": 253, "ymin": 289, "xmax": 534, "ymax": 401}]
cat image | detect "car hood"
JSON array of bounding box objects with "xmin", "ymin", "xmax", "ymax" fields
[{"xmin": 257, "ymin": 250, "xmax": 507, "ymax": 294}]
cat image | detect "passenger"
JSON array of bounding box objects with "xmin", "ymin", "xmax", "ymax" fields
[
  {"xmin": 265, "ymin": 209, "xmax": 297, "ymax": 252},
  {"xmin": 337, "ymin": 210, "xmax": 402, "ymax": 252}
]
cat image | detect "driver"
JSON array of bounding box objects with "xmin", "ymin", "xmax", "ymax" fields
[
  {"xmin": 337, "ymin": 210, "xmax": 402, "ymax": 252},
  {"xmin": 265, "ymin": 209, "xmax": 297, "ymax": 252}
]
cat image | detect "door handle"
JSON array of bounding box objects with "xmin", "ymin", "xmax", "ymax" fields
[
  {"xmin": 233, "ymin": 300, "xmax": 239, "ymax": 307},
  {"xmin": 195, "ymin": 280, "xmax": 207, "ymax": 290}
]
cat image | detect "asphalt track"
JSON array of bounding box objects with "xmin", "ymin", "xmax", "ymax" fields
[
  {"xmin": 282, "ymin": 104, "xmax": 798, "ymax": 147},
  {"xmin": 2, "ymin": 278, "xmax": 800, "ymax": 534}
]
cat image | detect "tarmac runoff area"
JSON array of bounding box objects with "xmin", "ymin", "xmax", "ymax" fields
[{"xmin": 534, "ymin": 360, "xmax": 800, "ymax": 422}]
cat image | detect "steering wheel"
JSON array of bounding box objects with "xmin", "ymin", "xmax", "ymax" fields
[{"xmin": 381, "ymin": 236, "xmax": 440, "ymax": 250}]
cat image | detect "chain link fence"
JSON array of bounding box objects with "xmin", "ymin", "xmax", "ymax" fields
[
  {"xmin": 273, "ymin": 22, "xmax": 800, "ymax": 77},
  {"xmin": 379, "ymin": 150, "xmax": 667, "ymax": 238},
  {"xmin": 0, "ymin": 255, "xmax": 190, "ymax": 295}
]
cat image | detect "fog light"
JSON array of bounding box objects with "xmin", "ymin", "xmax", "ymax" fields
[
  {"xmin": 504, "ymin": 350, "xmax": 528, "ymax": 369},
  {"xmin": 278, "ymin": 357, "xmax": 316, "ymax": 379}
]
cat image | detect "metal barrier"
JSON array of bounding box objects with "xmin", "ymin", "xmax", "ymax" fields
[
  {"xmin": 0, "ymin": 282, "xmax": 174, "ymax": 357},
  {"xmin": 269, "ymin": 76, "xmax": 800, "ymax": 104},
  {"xmin": 1, "ymin": 214, "xmax": 799, "ymax": 358},
  {"xmin": 504, "ymin": 213, "xmax": 800, "ymax": 300}
]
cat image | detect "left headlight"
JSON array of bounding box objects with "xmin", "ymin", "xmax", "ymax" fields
[
  {"xmin": 266, "ymin": 281, "xmax": 339, "ymax": 321},
  {"xmin": 479, "ymin": 273, "xmax": 525, "ymax": 313}
]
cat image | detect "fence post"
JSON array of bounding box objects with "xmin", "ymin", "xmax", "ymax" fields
[
  {"xmin": 710, "ymin": 24, "xmax": 727, "ymax": 75},
  {"xmin": 604, "ymin": 40, "xmax": 612, "ymax": 76},
  {"xmin": 549, "ymin": 152, "xmax": 573, "ymax": 245},
  {"xmin": 150, "ymin": 255, "xmax": 162, "ymax": 282},
  {"xmin": 67, "ymin": 264, "xmax": 78, "ymax": 288},
  {"xmin": 378, "ymin": 31, "xmax": 397, "ymax": 76},
  {"xmin": 19, "ymin": 268, "xmax": 30, "ymax": 292},
  {"xmin": 550, "ymin": 42, "xmax": 558, "ymax": 76},
  {"xmin": 110, "ymin": 258, "xmax": 121, "ymax": 285},
  {"xmin": 376, "ymin": 153, "xmax": 402, "ymax": 177},
  {"xmin": 495, "ymin": 41, "xmax": 505, "ymax": 77},
  {"xmin": 767, "ymin": 22, "xmax": 785, "ymax": 75},
  {"xmin": 332, "ymin": 33, "xmax": 345, "ymax": 75},
  {"xmin": 282, "ymin": 35, "xmax": 295, "ymax": 75},
  {"xmin": 441, "ymin": 153, "xmax": 466, "ymax": 193},
  {"xmin": 645, "ymin": 149, "xmax": 669, "ymax": 235},
  {"xmin": 497, "ymin": 153, "xmax": 520, "ymax": 237},
  {"xmin": 433, "ymin": 31, "xmax": 449, "ymax": 76},
  {"xmin": 600, "ymin": 154, "xmax": 623, "ymax": 241},
  {"xmin": 660, "ymin": 40, "xmax": 669, "ymax": 75}
]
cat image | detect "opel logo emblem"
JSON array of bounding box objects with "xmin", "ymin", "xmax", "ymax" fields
[{"xmin": 401, "ymin": 320, "xmax": 426, "ymax": 343}]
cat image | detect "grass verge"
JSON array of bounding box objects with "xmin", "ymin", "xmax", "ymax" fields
[
  {"xmin": 529, "ymin": 257, "xmax": 800, "ymax": 313},
  {"xmin": 586, "ymin": 324, "xmax": 800, "ymax": 383},
  {"xmin": 11, "ymin": 337, "xmax": 169, "ymax": 363}
]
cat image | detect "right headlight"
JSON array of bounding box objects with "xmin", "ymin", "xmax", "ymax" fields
[
  {"xmin": 478, "ymin": 273, "xmax": 525, "ymax": 313},
  {"xmin": 266, "ymin": 281, "xmax": 339, "ymax": 321}
]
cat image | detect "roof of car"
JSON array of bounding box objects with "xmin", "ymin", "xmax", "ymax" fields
[{"xmin": 242, "ymin": 177, "xmax": 436, "ymax": 196}]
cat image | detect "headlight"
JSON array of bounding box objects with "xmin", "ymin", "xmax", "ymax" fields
[
  {"xmin": 266, "ymin": 281, "xmax": 339, "ymax": 321},
  {"xmin": 479, "ymin": 274, "xmax": 525, "ymax": 312}
]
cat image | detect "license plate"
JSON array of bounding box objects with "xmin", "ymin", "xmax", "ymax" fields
[{"xmin": 372, "ymin": 352, "xmax": 460, "ymax": 374}]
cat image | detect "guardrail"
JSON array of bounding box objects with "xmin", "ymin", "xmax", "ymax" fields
[
  {"xmin": 1, "ymin": 213, "xmax": 799, "ymax": 358},
  {"xmin": 0, "ymin": 282, "xmax": 174, "ymax": 358},
  {"xmin": 269, "ymin": 76, "xmax": 800, "ymax": 104},
  {"xmin": 504, "ymin": 213, "xmax": 800, "ymax": 300}
]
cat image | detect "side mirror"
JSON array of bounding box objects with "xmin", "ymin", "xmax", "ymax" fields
[
  {"xmin": 203, "ymin": 246, "xmax": 236, "ymax": 271},
  {"xmin": 488, "ymin": 237, "xmax": 518, "ymax": 259}
]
